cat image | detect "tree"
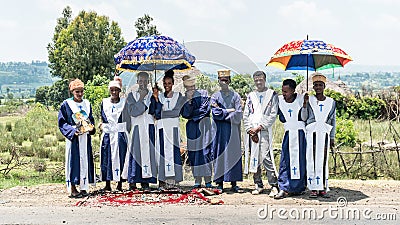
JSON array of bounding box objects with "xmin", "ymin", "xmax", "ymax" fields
[
  {"xmin": 230, "ymin": 74, "xmax": 255, "ymax": 99},
  {"xmin": 47, "ymin": 7, "xmax": 126, "ymax": 83},
  {"xmin": 134, "ymin": 14, "xmax": 161, "ymax": 38},
  {"xmin": 196, "ymin": 74, "xmax": 218, "ymax": 95},
  {"xmin": 292, "ymin": 72, "xmax": 305, "ymax": 85}
]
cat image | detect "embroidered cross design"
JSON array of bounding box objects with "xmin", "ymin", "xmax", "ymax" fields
[
  {"xmin": 288, "ymin": 109, "xmax": 293, "ymax": 117},
  {"xmin": 252, "ymin": 158, "xmax": 257, "ymax": 167},
  {"xmin": 308, "ymin": 177, "xmax": 313, "ymax": 184},
  {"xmin": 319, "ymin": 104, "xmax": 324, "ymax": 112},
  {"xmin": 112, "ymin": 105, "xmax": 116, "ymax": 113},
  {"xmin": 143, "ymin": 165, "xmax": 148, "ymax": 174},
  {"xmin": 316, "ymin": 176, "xmax": 320, "ymax": 185},
  {"xmin": 166, "ymin": 163, "xmax": 171, "ymax": 171},
  {"xmin": 292, "ymin": 166, "xmax": 297, "ymax": 175},
  {"xmin": 83, "ymin": 177, "xmax": 87, "ymax": 185},
  {"xmin": 115, "ymin": 168, "xmax": 119, "ymax": 176},
  {"xmin": 259, "ymin": 95, "xmax": 263, "ymax": 104},
  {"xmin": 166, "ymin": 100, "xmax": 170, "ymax": 109}
]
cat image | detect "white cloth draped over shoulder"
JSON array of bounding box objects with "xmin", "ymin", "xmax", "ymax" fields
[
  {"xmin": 65, "ymin": 99, "xmax": 93, "ymax": 191},
  {"xmin": 278, "ymin": 94, "xmax": 305, "ymax": 180},
  {"xmin": 100, "ymin": 97, "xmax": 127, "ymax": 181},
  {"xmin": 306, "ymin": 95, "xmax": 333, "ymax": 191},
  {"xmin": 122, "ymin": 90, "xmax": 155, "ymax": 179},
  {"xmin": 156, "ymin": 91, "xmax": 180, "ymax": 177}
]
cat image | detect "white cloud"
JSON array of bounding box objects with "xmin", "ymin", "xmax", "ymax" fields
[
  {"xmin": 278, "ymin": 1, "xmax": 337, "ymax": 26},
  {"xmin": 0, "ymin": 19, "xmax": 17, "ymax": 29},
  {"xmin": 370, "ymin": 14, "xmax": 400, "ymax": 29},
  {"xmin": 164, "ymin": 0, "xmax": 246, "ymax": 20}
]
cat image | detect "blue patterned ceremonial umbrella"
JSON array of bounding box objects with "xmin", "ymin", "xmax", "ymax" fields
[{"xmin": 114, "ymin": 35, "xmax": 196, "ymax": 83}]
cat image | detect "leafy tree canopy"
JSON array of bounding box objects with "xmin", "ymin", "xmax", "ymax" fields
[
  {"xmin": 47, "ymin": 7, "xmax": 126, "ymax": 83},
  {"xmin": 134, "ymin": 14, "xmax": 161, "ymax": 38}
]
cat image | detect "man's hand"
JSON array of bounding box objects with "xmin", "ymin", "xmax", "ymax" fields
[
  {"xmin": 303, "ymin": 92, "xmax": 309, "ymax": 108},
  {"xmin": 248, "ymin": 126, "xmax": 262, "ymax": 136},
  {"xmin": 251, "ymin": 134, "xmax": 259, "ymax": 143},
  {"xmin": 152, "ymin": 86, "xmax": 159, "ymax": 101}
]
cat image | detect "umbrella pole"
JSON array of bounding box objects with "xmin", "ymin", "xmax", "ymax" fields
[{"xmin": 306, "ymin": 34, "xmax": 309, "ymax": 91}]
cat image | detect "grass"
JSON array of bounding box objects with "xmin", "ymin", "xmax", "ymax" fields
[
  {"xmin": 0, "ymin": 115, "xmax": 19, "ymax": 126},
  {"xmin": 0, "ymin": 159, "xmax": 64, "ymax": 190}
]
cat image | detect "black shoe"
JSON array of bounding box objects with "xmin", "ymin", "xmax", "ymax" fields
[
  {"xmin": 274, "ymin": 190, "xmax": 288, "ymax": 199},
  {"xmin": 231, "ymin": 185, "xmax": 243, "ymax": 193},
  {"xmin": 68, "ymin": 193, "xmax": 83, "ymax": 198},
  {"xmin": 80, "ymin": 190, "xmax": 89, "ymax": 197},
  {"xmin": 129, "ymin": 184, "xmax": 138, "ymax": 191},
  {"xmin": 141, "ymin": 183, "xmax": 150, "ymax": 192}
]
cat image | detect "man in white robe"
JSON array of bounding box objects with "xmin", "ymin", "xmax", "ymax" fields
[
  {"xmin": 304, "ymin": 72, "xmax": 336, "ymax": 198},
  {"xmin": 243, "ymin": 71, "xmax": 279, "ymax": 197}
]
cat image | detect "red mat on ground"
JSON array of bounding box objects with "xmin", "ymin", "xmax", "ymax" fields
[{"xmin": 75, "ymin": 189, "xmax": 223, "ymax": 207}]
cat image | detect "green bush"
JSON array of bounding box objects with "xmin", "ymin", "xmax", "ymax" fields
[
  {"xmin": 32, "ymin": 159, "xmax": 47, "ymax": 172},
  {"xmin": 84, "ymin": 84, "xmax": 109, "ymax": 121},
  {"xmin": 230, "ymin": 74, "xmax": 255, "ymax": 99},
  {"xmin": 325, "ymin": 90, "xmax": 386, "ymax": 120},
  {"xmin": 336, "ymin": 117, "xmax": 358, "ymax": 147},
  {"xmin": 49, "ymin": 146, "xmax": 64, "ymax": 162},
  {"xmin": 5, "ymin": 122, "xmax": 12, "ymax": 131}
]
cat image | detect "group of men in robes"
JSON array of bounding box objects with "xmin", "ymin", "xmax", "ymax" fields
[
  {"xmin": 243, "ymin": 71, "xmax": 336, "ymax": 199},
  {"xmin": 58, "ymin": 69, "xmax": 335, "ymax": 198}
]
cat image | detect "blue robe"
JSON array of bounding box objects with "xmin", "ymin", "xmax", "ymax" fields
[
  {"xmin": 211, "ymin": 90, "xmax": 243, "ymax": 183},
  {"xmin": 99, "ymin": 98, "xmax": 129, "ymax": 182},
  {"xmin": 58, "ymin": 98, "xmax": 95, "ymax": 189},
  {"xmin": 277, "ymin": 95, "xmax": 307, "ymax": 193},
  {"xmin": 181, "ymin": 90, "xmax": 212, "ymax": 177},
  {"xmin": 125, "ymin": 91, "xmax": 157, "ymax": 184},
  {"xmin": 149, "ymin": 92, "xmax": 186, "ymax": 182}
]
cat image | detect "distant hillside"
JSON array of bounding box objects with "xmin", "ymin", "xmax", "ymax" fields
[{"xmin": 0, "ymin": 61, "xmax": 55, "ymax": 98}]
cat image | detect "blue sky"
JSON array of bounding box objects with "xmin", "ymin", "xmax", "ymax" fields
[{"xmin": 1, "ymin": 0, "xmax": 399, "ymax": 66}]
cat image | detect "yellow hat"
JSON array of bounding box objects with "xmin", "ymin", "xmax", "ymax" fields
[
  {"xmin": 311, "ymin": 72, "xmax": 326, "ymax": 83},
  {"xmin": 182, "ymin": 75, "xmax": 196, "ymax": 86},
  {"xmin": 69, "ymin": 78, "xmax": 84, "ymax": 91},
  {"xmin": 217, "ymin": 69, "xmax": 230, "ymax": 78}
]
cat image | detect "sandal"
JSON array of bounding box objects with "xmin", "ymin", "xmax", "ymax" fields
[
  {"xmin": 274, "ymin": 190, "xmax": 288, "ymax": 199},
  {"xmin": 80, "ymin": 190, "xmax": 89, "ymax": 197},
  {"xmin": 318, "ymin": 191, "xmax": 330, "ymax": 198},
  {"xmin": 68, "ymin": 193, "xmax": 83, "ymax": 199},
  {"xmin": 309, "ymin": 190, "xmax": 318, "ymax": 198}
]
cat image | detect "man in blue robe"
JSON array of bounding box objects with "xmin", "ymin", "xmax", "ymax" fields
[
  {"xmin": 122, "ymin": 72, "xmax": 157, "ymax": 191},
  {"xmin": 58, "ymin": 78, "xmax": 95, "ymax": 198},
  {"xmin": 149, "ymin": 70, "xmax": 186, "ymax": 190},
  {"xmin": 99, "ymin": 78, "xmax": 129, "ymax": 192},
  {"xmin": 211, "ymin": 69, "xmax": 243, "ymax": 193},
  {"xmin": 181, "ymin": 75, "xmax": 213, "ymax": 188},
  {"xmin": 274, "ymin": 79, "xmax": 308, "ymax": 199}
]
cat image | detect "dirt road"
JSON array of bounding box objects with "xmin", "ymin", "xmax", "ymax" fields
[{"xmin": 0, "ymin": 179, "xmax": 399, "ymax": 224}]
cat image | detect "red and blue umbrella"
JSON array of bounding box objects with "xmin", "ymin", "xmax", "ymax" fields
[
  {"xmin": 114, "ymin": 35, "xmax": 196, "ymax": 73},
  {"xmin": 267, "ymin": 39, "xmax": 352, "ymax": 71},
  {"xmin": 267, "ymin": 39, "xmax": 352, "ymax": 90}
]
